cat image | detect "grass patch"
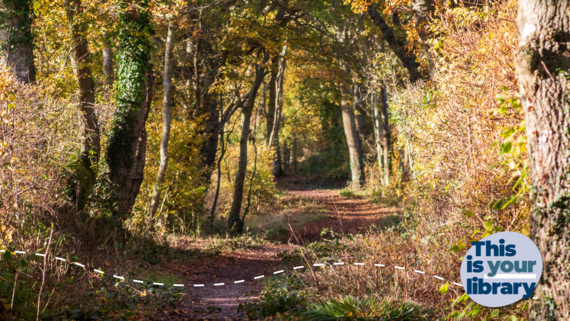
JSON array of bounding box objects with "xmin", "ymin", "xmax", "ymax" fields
[
  {"xmin": 295, "ymin": 296, "xmax": 428, "ymax": 320},
  {"xmin": 378, "ymin": 214, "xmax": 403, "ymax": 231},
  {"xmin": 244, "ymin": 210, "xmax": 326, "ymax": 239},
  {"xmin": 339, "ymin": 189, "xmax": 356, "ymax": 198}
]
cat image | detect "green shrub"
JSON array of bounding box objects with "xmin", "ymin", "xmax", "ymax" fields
[
  {"xmin": 241, "ymin": 274, "xmax": 311, "ymax": 319},
  {"xmin": 339, "ymin": 189, "xmax": 356, "ymax": 198}
]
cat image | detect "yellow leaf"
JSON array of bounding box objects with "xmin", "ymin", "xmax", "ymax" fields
[{"xmin": 8, "ymin": 94, "xmax": 14, "ymax": 101}]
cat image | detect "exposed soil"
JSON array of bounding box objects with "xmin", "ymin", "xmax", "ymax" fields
[{"xmin": 145, "ymin": 185, "xmax": 397, "ymax": 320}]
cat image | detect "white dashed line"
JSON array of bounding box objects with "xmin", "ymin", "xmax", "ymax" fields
[{"xmin": 5, "ymin": 246, "xmax": 469, "ymax": 294}]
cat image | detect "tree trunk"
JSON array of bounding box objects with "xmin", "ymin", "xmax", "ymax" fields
[
  {"xmin": 266, "ymin": 55, "xmax": 279, "ymax": 144},
  {"xmin": 341, "ymin": 91, "xmax": 364, "ymax": 189},
  {"xmin": 353, "ymin": 84, "xmax": 366, "ymax": 186},
  {"xmin": 291, "ymin": 137, "xmax": 298, "ymax": 174},
  {"xmin": 192, "ymin": 37, "xmax": 223, "ymax": 183},
  {"xmin": 228, "ymin": 57, "xmax": 268, "ymax": 233},
  {"xmin": 371, "ymin": 90, "xmax": 386, "ymax": 185},
  {"xmin": 411, "ymin": 0, "xmax": 436, "ymax": 74},
  {"xmin": 517, "ymin": 0, "xmax": 570, "ymax": 318},
  {"xmin": 340, "ymin": 83, "xmax": 365, "ymax": 189},
  {"xmin": 209, "ymin": 97, "xmax": 232, "ymax": 223},
  {"xmin": 200, "ymin": 94, "xmax": 220, "ymax": 179},
  {"xmin": 366, "ymin": 5, "xmax": 425, "ymax": 83},
  {"xmin": 381, "ymin": 86, "xmax": 391, "ymax": 185},
  {"xmin": 270, "ymin": 52, "xmax": 286, "ymax": 176},
  {"xmin": 149, "ymin": 20, "xmax": 176, "ymax": 222},
  {"xmin": 398, "ymin": 148, "xmax": 409, "ymax": 188},
  {"xmin": 0, "ymin": 0, "xmax": 35, "ymax": 83},
  {"xmin": 103, "ymin": 43, "xmax": 114, "ymax": 86},
  {"xmin": 64, "ymin": 0, "xmax": 100, "ymax": 212},
  {"xmin": 106, "ymin": 0, "xmax": 154, "ymax": 218}
]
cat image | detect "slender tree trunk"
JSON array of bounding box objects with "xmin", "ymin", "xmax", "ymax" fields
[
  {"xmin": 366, "ymin": 5, "xmax": 425, "ymax": 83},
  {"xmin": 266, "ymin": 55, "xmax": 279, "ymax": 144},
  {"xmin": 291, "ymin": 137, "xmax": 298, "ymax": 174},
  {"xmin": 0, "ymin": 0, "xmax": 35, "ymax": 83},
  {"xmin": 149, "ymin": 20, "xmax": 176, "ymax": 222},
  {"xmin": 371, "ymin": 91, "xmax": 386, "ymax": 185},
  {"xmin": 269, "ymin": 52, "xmax": 286, "ymax": 176},
  {"xmin": 398, "ymin": 148, "xmax": 409, "ymax": 188},
  {"xmin": 341, "ymin": 95, "xmax": 361, "ymax": 189},
  {"xmin": 228, "ymin": 57, "xmax": 268, "ymax": 233},
  {"xmin": 353, "ymin": 84, "xmax": 366, "ymax": 186},
  {"xmin": 209, "ymin": 98, "xmax": 229, "ymax": 223},
  {"xmin": 106, "ymin": 0, "xmax": 154, "ymax": 218},
  {"xmin": 381, "ymin": 86, "xmax": 390, "ymax": 185},
  {"xmin": 517, "ymin": 0, "xmax": 570, "ymax": 318},
  {"xmin": 103, "ymin": 43, "xmax": 114, "ymax": 86},
  {"xmin": 340, "ymin": 86, "xmax": 364, "ymax": 189},
  {"xmin": 64, "ymin": 0, "xmax": 100, "ymax": 212},
  {"xmin": 202, "ymin": 96, "xmax": 220, "ymax": 177},
  {"xmin": 274, "ymin": 138, "xmax": 283, "ymax": 177}
]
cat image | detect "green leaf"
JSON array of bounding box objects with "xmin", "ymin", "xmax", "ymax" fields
[
  {"xmin": 471, "ymin": 230, "xmax": 480, "ymax": 238},
  {"xmin": 457, "ymin": 293, "xmax": 470, "ymax": 303},
  {"xmin": 463, "ymin": 210, "xmax": 473, "ymax": 218},
  {"xmin": 451, "ymin": 243, "xmax": 466, "ymax": 252},
  {"xmin": 501, "ymin": 128, "xmax": 515, "ymax": 138},
  {"xmin": 445, "ymin": 311, "xmax": 460, "ymax": 320},
  {"xmin": 492, "ymin": 198, "xmax": 504, "ymax": 210},
  {"xmin": 501, "ymin": 142, "xmax": 513, "ymax": 154},
  {"xmin": 501, "ymin": 195, "xmax": 517, "ymax": 209},
  {"xmin": 490, "ymin": 309, "xmax": 500, "ymax": 317},
  {"xmin": 440, "ymin": 283, "xmax": 450, "ymax": 294}
]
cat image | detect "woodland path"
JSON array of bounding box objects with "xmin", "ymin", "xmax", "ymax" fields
[{"xmin": 147, "ymin": 186, "xmax": 397, "ymax": 320}]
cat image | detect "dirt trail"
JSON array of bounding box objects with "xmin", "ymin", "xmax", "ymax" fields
[{"xmin": 149, "ymin": 187, "xmax": 397, "ymax": 320}]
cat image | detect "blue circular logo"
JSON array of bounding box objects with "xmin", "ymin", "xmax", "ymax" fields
[{"xmin": 460, "ymin": 231, "xmax": 543, "ymax": 307}]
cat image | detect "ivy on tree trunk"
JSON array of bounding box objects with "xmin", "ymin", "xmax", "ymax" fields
[{"xmin": 105, "ymin": 0, "xmax": 154, "ymax": 218}]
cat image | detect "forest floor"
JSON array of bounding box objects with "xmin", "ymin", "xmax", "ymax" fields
[{"xmin": 145, "ymin": 183, "xmax": 399, "ymax": 320}]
